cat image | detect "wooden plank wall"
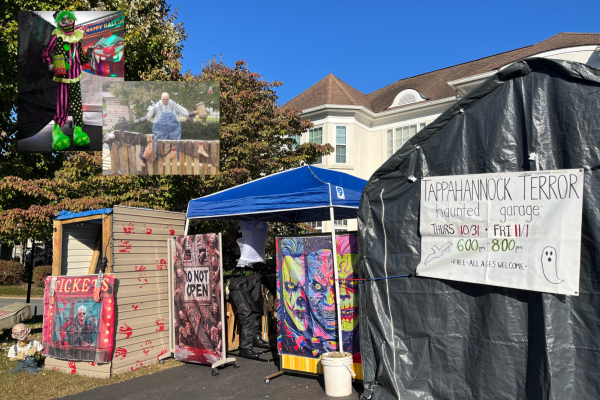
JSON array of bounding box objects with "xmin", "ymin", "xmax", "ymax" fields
[
  {"xmin": 109, "ymin": 131, "xmax": 219, "ymax": 176},
  {"xmin": 60, "ymin": 223, "xmax": 102, "ymax": 276},
  {"xmin": 109, "ymin": 132, "xmax": 154, "ymax": 176},
  {"xmin": 156, "ymin": 140, "xmax": 219, "ymax": 176},
  {"xmin": 111, "ymin": 206, "xmax": 185, "ymax": 375}
]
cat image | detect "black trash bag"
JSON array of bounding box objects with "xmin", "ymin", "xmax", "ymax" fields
[{"xmin": 229, "ymin": 273, "xmax": 263, "ymax": 350}]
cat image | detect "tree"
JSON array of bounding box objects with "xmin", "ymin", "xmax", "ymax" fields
[{"xmin": 0, "ymin": 56, "xmax": 333, "ymax": 264}]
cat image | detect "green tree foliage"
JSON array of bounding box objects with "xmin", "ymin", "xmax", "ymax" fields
[
  {"xmin": 1, "ymin": 1, "xmax": 331, "ymax": 270},
  {"xmin": 0, "ymin": 57, "xmax": 332, "ymax": 253}
]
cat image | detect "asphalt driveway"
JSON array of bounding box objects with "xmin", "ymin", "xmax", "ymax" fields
[{"xmin": 59, "ymin": 351, "xmax": 362, "ymax": 400}]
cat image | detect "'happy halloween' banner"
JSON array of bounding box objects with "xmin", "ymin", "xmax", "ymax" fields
[
  {"xmin": 42, "ymin": 275, "xmax": 115, "ymax": 363},
  {"xmin": 79, "ymin": 12, "xmax": 124, "ymax": 78}
]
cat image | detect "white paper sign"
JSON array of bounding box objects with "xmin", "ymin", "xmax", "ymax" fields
[
  {"xmin": 183, "ymin": 266, "xmax": 210, "ymax": 301},
  {"xmin": 416, "ymin": 169, "xmax": 584, "ymax": 295}
]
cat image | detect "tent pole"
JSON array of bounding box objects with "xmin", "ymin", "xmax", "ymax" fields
[
  {"xmin": 330, "ymin": 206, "xmax": 344, "ymax": 356},
  {"xmin": 184, "ymin": 219, "xmax": 189, "ymax": 235},
  {"xmin": 294, "ymin": 211, "xmax": 298, "ymax": 235}
]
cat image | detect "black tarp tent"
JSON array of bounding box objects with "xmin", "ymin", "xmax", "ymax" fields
[{"xmin": 358, "ymin": 58, "xmax": 600, "ymax": 400}]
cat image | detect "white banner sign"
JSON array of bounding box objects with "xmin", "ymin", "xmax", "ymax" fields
[
  {"xmin": 416, "ymin": 169, "xmax": 584, "ymax": 295},
  {"xmin": 183, "ymin": 266, "xmax": 210, "ymax": 301}
]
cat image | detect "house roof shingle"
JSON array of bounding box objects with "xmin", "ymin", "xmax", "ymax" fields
[{"xmin": 282, "ymin": 33, "xmax": 600, "ymax": 114}]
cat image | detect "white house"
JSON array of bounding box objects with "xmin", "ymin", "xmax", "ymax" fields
[{"xmin": 282, "ymin": 32, "xmax": 600, "ymax": 232}]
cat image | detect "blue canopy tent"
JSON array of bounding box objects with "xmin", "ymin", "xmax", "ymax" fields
[
  {"xmin": 185, "ymin": 165, "xmax": 367, "ymax": 224},
  {"xmin": 185, "ymin": 165, "xmax": 368, "ymax": 358}
]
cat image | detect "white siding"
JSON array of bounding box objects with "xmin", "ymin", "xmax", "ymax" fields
[{"xmin": 61, "ymin": 223, "xmax": 101, "ymax": 276}]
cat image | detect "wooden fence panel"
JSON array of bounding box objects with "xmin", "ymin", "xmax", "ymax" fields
[{"xmin": 108, "ymin": 131, "xmax": 219, "ymax": 176}]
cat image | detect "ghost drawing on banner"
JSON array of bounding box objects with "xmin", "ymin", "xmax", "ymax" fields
[
  {"xmin": 424, "ymin": 242, "xmax": 452, "ymax": 265},
  {"xmin": 541, "ymin": 246, "xmax": 564, "ymax": 284}
]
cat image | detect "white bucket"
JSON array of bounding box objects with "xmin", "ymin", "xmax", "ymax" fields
[{"xmin": 321, "ymin": 352, "xmax": 355, "ymax": 397}]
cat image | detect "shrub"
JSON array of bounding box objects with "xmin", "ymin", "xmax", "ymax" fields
[
  {"xmin": 33, "ymin": 265, "xmax": 53, "ymax": 288},
  {"xmin": 0, "ymin": 260, "xmax": 25, "ymax": 285}
]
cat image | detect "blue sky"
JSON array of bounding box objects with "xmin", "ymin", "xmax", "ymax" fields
[{"xmin": 175, "ymin": 0, "xmax": 598, "ymax": 106}]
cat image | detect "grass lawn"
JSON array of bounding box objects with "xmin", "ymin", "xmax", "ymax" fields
[
  {"xmin": 0, "ymin": 318, "xmax": 182, "ymax": 400},
  {"xmin": 0, "ymin": 284, "xmax": 44, "ymax": 298}
]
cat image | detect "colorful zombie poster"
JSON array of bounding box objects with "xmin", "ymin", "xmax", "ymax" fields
[
  {"xmin": 79, "ymin": 12, "xmax": 124, "ymax": 77},
  {"xmin": 42, "ymin": 275, "xmax": 115, "ymax": 363},
  {"xmin": 172, "ymin": 234, "xmax": 224, "ymax": 364},
  {"xmin": 276, "ymin": 233, "xmax": 360, "ymax": 362},
  {"xmin": 336, "ymin": 234, "xmax": 360, "ymax": 363}
]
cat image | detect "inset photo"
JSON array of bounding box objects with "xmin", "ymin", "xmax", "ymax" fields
[
  {"xmin": 102, "ymin": 81, "xmax": 220, "ymax": 176},
  {"xmin": 17, "ymin": 11, "xmax": 125, "ymax": 152}
]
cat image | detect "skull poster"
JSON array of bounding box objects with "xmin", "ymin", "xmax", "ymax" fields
[
  {"xmin": 80, "ymin": 12, "xmax": 124, "ymax": 77},
  {"xmin": 276, "ymin": 234, "xmax": 360, "ymax": 363},
  {"xmin": 42, "ymin": 275, "xmax": 115, "ymax": 363},
  {"xmin": 172, "ymin": 234, "xmax": 224, "ymax": 364}
]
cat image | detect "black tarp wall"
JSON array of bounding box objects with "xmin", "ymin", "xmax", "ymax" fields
[{"xmin": 358, "ymin": 58, "xmax": 600, "ymax": 400}]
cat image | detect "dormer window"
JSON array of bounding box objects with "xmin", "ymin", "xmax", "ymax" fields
[{"xmin": 392, "ymin": 89, "xmax": 427, "ymax": 107}]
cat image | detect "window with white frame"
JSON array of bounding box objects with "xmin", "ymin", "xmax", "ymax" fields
[
  {"xmin": 289, "ymin": 133, "xmax": 301, "ymax": 151},
  {"xmin": 308, "ymin": 127, "xmax": 323, "ymax": 164},
  {"xmin": 334, "ymin": 219, "xmax": 348, "ymax": 231},
  {"xmin": 335, "ymin": 126, "xmax": 347, "ymax": 164},
  {"xmin": 386, "ymin": 122, "xmax": 427, "ymax": 158},
  {"xmin": 308, "ymin": 221, "xmax": 323, "ymax": 232}
]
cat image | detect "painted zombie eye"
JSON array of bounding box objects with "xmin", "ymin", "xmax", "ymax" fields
[
  {"xmin": 286, "ymin": 282, "xmax": 296, "ymax": 291},
  {"xmin": 315, "ymin": 283, "xmax": 321, "ymax": 290}
]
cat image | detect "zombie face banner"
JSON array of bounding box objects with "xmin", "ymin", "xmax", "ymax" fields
[
  {"xmin": 42, "ymin": 275, "xmax": 115, "ymax": 363},
  {"xmin": 172, "ymin": 234, "xmax": 224, "ymax": 365},
  {"xmin": 276, "ymin": 234, "xmax": 360, "ymax": 362},
  {"xmin": 80, "ymin": 12, "xmax": 124, "ymax": 77}
]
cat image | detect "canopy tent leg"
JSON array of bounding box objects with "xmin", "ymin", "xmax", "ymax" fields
[
  {"xmin": 330, "ymin": 206, "xmax": 344, "ymax": 355},
  {"xmin": 294, "ymin": 211, "xmax": 298, "ymax": 235},
  {"xmin": 184, "ymin": 219, "xmax": 189, "ymax": 235}
]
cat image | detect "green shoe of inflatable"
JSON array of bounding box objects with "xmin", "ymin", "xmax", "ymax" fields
[
  {"xmin": 52, "ymin": 123, "xmax": 70, "ymax": 151},
  {"xmin": 73, "ymin": 126, "xmax": 90, "ymax": 147}
]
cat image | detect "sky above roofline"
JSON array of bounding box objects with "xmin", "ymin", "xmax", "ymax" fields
[{"xmin": 174, "ymin": 0, "xmax": 599, "ymax": 105}]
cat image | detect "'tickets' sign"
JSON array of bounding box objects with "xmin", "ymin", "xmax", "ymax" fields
[
  {"xmin": 416, "ymin": 169, "xmax": 584, "ymax": 295},
  {"xmin": 42, "ymin": 275, "xmax": 116, "ymax": 363}
]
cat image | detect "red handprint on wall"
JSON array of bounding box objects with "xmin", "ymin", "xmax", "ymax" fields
[
  {"xmin": 155, "ymin": 318, "xmax": 165, "ymax": 332},
  {"xmin": 68, "ymin": 361, "xmax": 77, "ymax": 374},
  {"xmin": 118, "ymin": 324, "xmax": 133, "ymax": 339},
  {"xmin": 118, "ymin": 240, "xmax": 132, "ymax": 253},
  {"xmin": 114, "ymin": 347, "xmax": 128, "ymax": 360},
  {"xmin": 123, "ymin": 222, "xmax": 135, "ymax": 234}
]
